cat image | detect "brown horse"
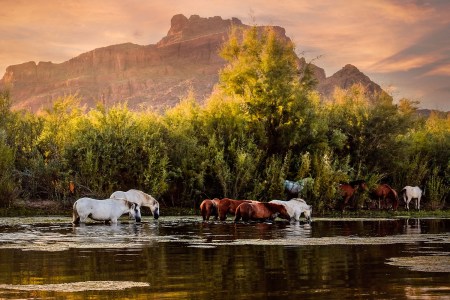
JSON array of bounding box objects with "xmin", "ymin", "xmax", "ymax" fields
[
  {"xmin": 339, "ymin": 180, "xmax": 368, "ymax": 210},
  {"xmin": 216, "ymin": 198, "xmax": 253, "ymax": 221},
  {"xmin": 370, "ymin": 184, "xmax": 399, "ymax": 210},
  {"xmin": 234, "ymin": 201, "xmax": 291, "ymax": 222},
  {"xmin": 199, "ymin": 198, "xmax": 221, "ymax": 221}
]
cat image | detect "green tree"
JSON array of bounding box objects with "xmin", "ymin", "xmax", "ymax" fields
[{"xmin": 219, "ymin": 26, "xmax": 314, "ymax": 156}]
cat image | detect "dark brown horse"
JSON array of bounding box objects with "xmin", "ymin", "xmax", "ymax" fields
[
  {"xmin": 234, "ymin": 201, "xmax": 291, "ymax": 222},
  {"xmin": 216, "ymin": 198, "xmax": 252, "ymax": 221},
  {"xmin": 199, "ymin": 198, "xmax": 221, "ymax": 221},
  {"xmin": 339, "ymin": 180, "xmax": 368, "ymax": 210},
  {"xmin": 370, "ymin": 184, "xmax": 399, "ymax": 210}
]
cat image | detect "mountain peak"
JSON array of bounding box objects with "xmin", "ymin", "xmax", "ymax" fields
[
  {"xmin": 317, "ymin": 64, "xmax": 383, "ymax": 98},
  {"xmin": 0, "ymin": 14, "xmax": 385, "ymax": 112},
  {"xmin": 158, "ymin": 14, "xmax": 242, "ymax": 47}
]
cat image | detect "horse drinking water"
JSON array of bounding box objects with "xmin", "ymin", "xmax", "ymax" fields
[
  {"xmin": 216, "ymin": 198, "xmax": 253, "ymax": 221},
  {"xmin": 234, "ymin": 201, "xmax": 291, "ymax": 223},
  {"xmin": 110, "ymin": 189, "xmax": 160, "ymax": 219},
  {"xmin": 72, "ymin": 197, "xmax": 141, "ymax": 224},
  {"xmin": 401, "ymin": 186, "xmax": 423, "ymax": 210},
  {"xmin": 270, "ymin": 198, "xmax": 313, "ymax": 223}
]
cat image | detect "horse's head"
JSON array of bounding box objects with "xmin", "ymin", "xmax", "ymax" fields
[
  {"xmin": 303, "ymin": 205, "xmax": 313, "ymax": 224},
  {"xmin": 143, "ymin": 193, "xmax": 159, "ymax": 219},
  {"xmin": 128, "ymin": 203, "xmax": 142, "ymax": 223},
  {"xmin": 134, "ymin": 204, "xmax": 142, "ymax": 222},
  {"xmin": 273, "ymin": 203, "xmax": 290, "ymax": 221},
  {"xmin": 150, "ymin": 200, "xmax": 160, "ymax": 219}
]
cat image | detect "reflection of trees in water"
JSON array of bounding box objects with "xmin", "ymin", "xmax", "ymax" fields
[{"xmin": 0, "ymin": 218, "xmax": 449, "ymax": 299}]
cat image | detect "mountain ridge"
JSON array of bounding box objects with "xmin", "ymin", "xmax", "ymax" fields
[{"xmin": 0, "ymin": 14, "xmax": 384, "ymax": 112}]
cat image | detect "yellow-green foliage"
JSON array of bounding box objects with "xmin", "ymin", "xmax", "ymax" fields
[{"xmin": 0, "ymin": 26, "xmax": 448, "ymax": 211}]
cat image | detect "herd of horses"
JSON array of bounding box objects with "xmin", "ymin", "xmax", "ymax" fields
[
  {"xmin": 302, "ymin": 179, "xmax": 423, "ymax": 212},
  {"xmin": 71, "ymin": 189, "xmax": 313, "ymax": 225},
  {"xmin": 71, "ymin": 180, "xmax": 423, "ymax": 225},
  {"xmin": 72, "ymin": 189, "xmax": 160, "ymax": 224},
  {"xmin": 200, "ymin": 198, "xmax": 313, "ymax": 223}
]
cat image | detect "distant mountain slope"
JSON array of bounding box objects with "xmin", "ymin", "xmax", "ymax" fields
[{"xmin": 0, "ymin": 14, "xmax": 384, "ymax": 112}]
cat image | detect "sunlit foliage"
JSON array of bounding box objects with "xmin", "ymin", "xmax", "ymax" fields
[{"xmin": 0, "ymin": 26, "xmax": 448, "ymax": 212}]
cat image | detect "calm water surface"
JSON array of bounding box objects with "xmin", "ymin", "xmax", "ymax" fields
[{"xmin": 0, "ymin": 216, "xmax": 449, "ymax": 299}]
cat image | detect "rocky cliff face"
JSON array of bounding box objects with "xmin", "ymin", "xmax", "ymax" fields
[{"xmin": 0, "ymin": 14, "xmax": 384, "ymax": 112}]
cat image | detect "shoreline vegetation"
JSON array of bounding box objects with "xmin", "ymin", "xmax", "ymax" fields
[{"xmin": 0, "ymin": 26, "xmax": 448, "ymax": 215}]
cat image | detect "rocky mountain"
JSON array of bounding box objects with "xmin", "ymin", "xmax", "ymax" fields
[{"xmin": 0, "ymin": 14, "xmax": 384, "ymax": 112}]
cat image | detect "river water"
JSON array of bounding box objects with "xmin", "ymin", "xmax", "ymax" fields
[{"xmin": 0, "ymin": 216, "xmax": 449, "ymax": 299}]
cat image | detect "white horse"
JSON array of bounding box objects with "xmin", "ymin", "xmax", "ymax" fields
[
  {"xmin": 401, "ymin": 186, "xmax": 423, "ymax": 210},
  {"xmin": 270, "ymin": 198, "xmax": 313, "ymax": 223},
  {"xmin": 284, "ymin": 178, "xmax": 314, "ymax": 199},
  {"xmin": 73, "ymin": 197, "xmax": 141, "ymax": 224},
  {"xmin": 110, "ymin": 189, "xmax": 160, "ymax": 219}
]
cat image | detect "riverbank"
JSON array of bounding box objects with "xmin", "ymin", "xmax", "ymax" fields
[{"xmin": 1, "ymin": 199, "xmax": 449, "ymax": 218}]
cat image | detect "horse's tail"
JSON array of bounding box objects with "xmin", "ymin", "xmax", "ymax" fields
[
  {"xmin": 234, "ymin": 206, "xmax": 242, "ymax": 223},
  {"xmin": 72, "ymin": 201, "xmax": 80, "ymax": 224}
]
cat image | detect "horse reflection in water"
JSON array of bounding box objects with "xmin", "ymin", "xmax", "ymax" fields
[
  {"xmin": 270, "ymin": 198, "xmax": 313, "ymax": 223},
  {"xmin": 110, "ymin": 189, "xmax": 160, "ymax": 219},
  {"xmin": 403, "ymin": 218, "xmax": 421, "ymax": 235},
  {"xmin": 234, "ymin": 202, "xmax": 290, "ymax": 223},
  {"xmin": 72, "ymin": 198, "xmax": 141, "ymax": 224}
]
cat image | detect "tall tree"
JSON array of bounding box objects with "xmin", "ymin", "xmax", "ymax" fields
[{"xmin": 219, "ymin": 26, "xmax": 313, "ymax": 156}]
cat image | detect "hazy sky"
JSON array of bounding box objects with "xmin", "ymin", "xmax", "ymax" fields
[{"xmin": 1, "ymin": 0, "xmax": 449, "ymax": 110}]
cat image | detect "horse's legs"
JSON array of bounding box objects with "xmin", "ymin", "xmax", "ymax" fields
[
  {"xmin": 417, "ymin": 196, "xmax": 421, "ymax": 210},
  {"xmin": 341, "ymin": 195, "xmax": 350, "ymax": 211},
  {"xmin": 234, "ymin": 208, "xmax": 241, "ymax": 223},
  {"xmin": 79, "ymin": 214, "xmax": 89, "ymax": 224},
  {"xmin": 72, "ymin": 210, "xmax": 80, "ymax": 224}
]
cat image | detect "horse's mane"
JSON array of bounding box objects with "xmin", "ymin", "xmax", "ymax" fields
[
  {"xmin": 290, "ymin": 198, "xmax": 307, "ymax": 204},
  {"xmin": 142, "ymin": 191, "xmax": 158, "ymax": 205}
]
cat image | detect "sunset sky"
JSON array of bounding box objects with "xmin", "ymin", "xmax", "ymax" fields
[{"xmin": 1, "ymin": 0, "xmax": 449, "ymax": 110}]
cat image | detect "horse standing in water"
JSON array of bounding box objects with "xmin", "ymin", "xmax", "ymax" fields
[
  {"xmin": 269, "ymin": 198, "xmax": 313, "ymax": 223},
  {"xmin": 339, "ymin": 180, "xmax": 368, "ymax": 211},
  {"xmin": 73, "ymin": 197, "xmax": 141, "ymax": 224},
  {"xmin": 199, "ymin": 198, "xmax": 221, "ymax": 221},
  {"xmin": 234, "ymin": 202, "xmax": 291, "ymax": 223},
  {"xmin": 370, "ymin": 184, "xmax": 399, "ymax": 210},
  {"xmin": 110, "ymin": 189, "xmax": 160, "ymax": 219},
  {"xmin": 216, "ymin": 198, "xmax": 253, "ymax": 221},
  {"xmin": 401, "ymin": 186, "xmax": 423, "ymax": 210}
]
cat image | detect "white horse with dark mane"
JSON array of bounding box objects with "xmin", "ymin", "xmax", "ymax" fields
[
  {"xmin": 270, "ymin": 198, "xmax": 313, "ymax": 223},
  {"xmin": 401, "ymin": 186, "xmax": 423, "ymax": 210},
  {"xmin": 73, "ymin": 197, "xmax": 141, "ymax": 224},
  {"xmin": 110, "ymin": 189, "xmax": 160, "ymax": 219}
]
